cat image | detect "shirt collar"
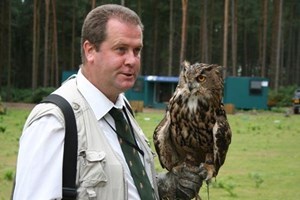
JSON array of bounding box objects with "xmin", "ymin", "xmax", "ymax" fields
[{"xmin": 77, "ymin": 68, "xmax": 126, "ymax": 120}]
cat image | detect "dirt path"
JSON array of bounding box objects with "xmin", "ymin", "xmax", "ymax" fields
[
  {"xmin": 3, "ymin": 102, "xmax": 36, "ymax": 110},
  {"xmin": 3, "ymin": 102, "xmax": 163, "ymax": 113}
]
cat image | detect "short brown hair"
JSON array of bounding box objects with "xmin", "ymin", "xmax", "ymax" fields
[{"xmin": 80, "ymin": 4, "xmax": 144, "ymax": 63}]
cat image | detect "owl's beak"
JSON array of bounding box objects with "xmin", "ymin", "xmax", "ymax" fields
[{"xmin": 188, "ymin": 83, "xmax": 194, "ymax": 91}]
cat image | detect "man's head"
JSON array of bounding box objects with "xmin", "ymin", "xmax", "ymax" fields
[
  {"xmin": 81, "ymin": 4, "xmax": 144, "ymax": 64},
  {"xmin": 80, "ymin": 4, "xmax": 144, "ymax": 102}
]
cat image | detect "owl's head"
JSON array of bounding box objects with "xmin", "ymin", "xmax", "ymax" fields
[{"xmin": 179, "ymin": 61, "xmax": 224, "ymax": 98}]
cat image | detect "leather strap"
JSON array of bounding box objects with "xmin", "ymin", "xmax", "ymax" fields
[{"xmin": 42, "ymin": 94, "xmax": 78, "ymax": 200}]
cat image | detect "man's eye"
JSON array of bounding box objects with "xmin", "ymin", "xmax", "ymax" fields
[
  {"xmin": 116, "ymin": 47, "xmax": 126, "ymax": 53},
  {"xmin": 134, "ymin": 48, "xmax": 142, "ymax": 56}
]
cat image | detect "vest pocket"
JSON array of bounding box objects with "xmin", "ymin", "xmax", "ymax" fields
[{"xmin": 77, "ymin": 150, "xmax": 107, "ymax": 199}]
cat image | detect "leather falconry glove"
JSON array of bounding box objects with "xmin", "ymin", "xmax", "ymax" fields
[{"xmin": 157, "ymin": 163, "xmax": 207, "ymax": 200}]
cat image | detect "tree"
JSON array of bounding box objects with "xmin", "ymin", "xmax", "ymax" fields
[
  {"xmin": 222, "ymin": 0, "xmax": 229, "ymax": 77},
  {"xmin": 231, "ymin": 0, "xmax": 238, "ymax": 76},
  {"xmin": 180, "ymin": 0, "xmax": 188, "ymax": 64},
  {"xmin": 200, "ymin": 0, "xmax": 209, "ymax": 63},
  {"xmin": 151, "ymin": 0, "xmax": 159, "ymax": 74},
  {"xmin": 51, "ymin": 0, "xmax": 59, "ymax": 87},
  {"xmin": 270, "ymin": 0, "xmax": 283, "ymax": 91},
  {"xmin": 1, "ymin": 0, "xmax": 300, "ymax": 95},
  {"xmin": 168, "ymin": 0, "xmax": 174, "ymax": 76},
  {"xmin": 43, "ymin": 0, "xmax": 50, "ymax": 87},
  {"xmin": 0, "ymin": 0, "xmax": 6, "ymax": 89},
  {"xmin": 70, "ymin": 1, "xmax": 77, "ymax": 70},
  {"xmin": 259, "ymin": 0, "xmax": 268, "ymax": 78},
  {"xmin": 32, "ymin": 0, "xmax": 40, "ymax": 90},
  {"xmin": 7, "ymin": 0, "xmax": 12, "ymax": 100},
  {"xmin": 91, "ymin": 0, "xmax": 96, "ymax": 9}
]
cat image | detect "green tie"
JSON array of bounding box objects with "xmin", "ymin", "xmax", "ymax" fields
[{"xmin": 109, "ymin": 107, "xmax": 155, "ymax": 200}]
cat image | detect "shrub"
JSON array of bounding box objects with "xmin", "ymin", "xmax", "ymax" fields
[
  {"xmin": 0, "ymin": 87, "xmax": 55, "ymax": 103},
  {"xmin": 268, "ymin": 85, "xmax": 298, "ymax": 107},
  {"xmin": 31, "ymin": 87, "xmax": 56, "ymax": 103},
  {"xmin": 4, "ymin": 170, "xmax": 14, "ymax": 181}
]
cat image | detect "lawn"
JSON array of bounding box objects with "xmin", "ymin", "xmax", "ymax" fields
[{"xmin": 1, "ymin": 107, "xmax": 300, "ymax": 199}]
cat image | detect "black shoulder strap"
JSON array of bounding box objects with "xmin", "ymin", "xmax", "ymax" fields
[{"xmin": 42, "ymin": 94, "xmax": 78, "ymax": 200}]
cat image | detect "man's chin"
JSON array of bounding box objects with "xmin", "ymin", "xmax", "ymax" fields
[{"xmin": 119, "ymin": 82, "xmax": 135, "ymax": 91}]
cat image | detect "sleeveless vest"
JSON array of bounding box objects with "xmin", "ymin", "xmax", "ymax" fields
[{"xmin": 24, "ymin": 77, "xmax": 159, "ymax": 200}]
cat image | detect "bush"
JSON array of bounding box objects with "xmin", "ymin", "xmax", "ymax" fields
[
  {"xmin": 0, "ymin": 87, "xmax": 55, "ymax": 103},
  {"xmin": 31, "ymin": 87, "xmax": 56, "ymax": 103},
  {"xmin": 4, "ymin": 170, "xmax": 14, "ymax": 181},
  {"xmin": 268, "ymin": 85, "xmax": 298, "ymax": 107}
]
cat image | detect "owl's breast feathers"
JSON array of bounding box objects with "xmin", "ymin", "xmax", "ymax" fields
[{"xmin": 154, "ymin": 89, "xmax": 231, "ymax": 176}]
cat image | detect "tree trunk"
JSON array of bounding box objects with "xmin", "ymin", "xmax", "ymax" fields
[
  {"xmin": 222, "ymin": 0, "xmax": 229, "ymax": 77},
  {"xmin": 168, "ymin": 0, "xmax": 174, "ymax": 76},
  {"xmin": 91, "ymin": 0, "xmax": 96, "ymax": 9},
  {"xmin": 207, "ymin": 0, "xmax": 215, "ymax": 63},
  {"xmin": 7, "ymin": 0, "xmax": 12, "ymax": 100},
  {"xmin": 0, "ymin": 0, "xmax": 4, "ymax": 89},
  {"xmin": 260, "ymin": 0, "xmax": 268, "ymax": 77},
  {"xmin": 200, "ymin": 0, "xmax": 208, "ymax": 63},
  {"xmin": 71, "ymin": 1, "xmax": 76, "ymax": 70},
  {"xmin": 43, "ymin": 0, "xmax": 50, "ymax": 87},
  {"xmin": 180, "ymin": 0, "xmax": 188, "ymax": 65},
  {"xmin": 32, "ymin": 0, "xmax": 39, "ymax": 90},
  {"xmin": 270, "ymin": 0, "xmax": 283, "ymax": 91},
  {"xmin": 52, "ymin": 0, "xmax": 59, "ymax": 87},
  {"xmin": 231, "ymin": 0, "xmax": 237, "ymax": 76},
  {"xmin": 121, "ymin": 0, "xmax": 125, "ymax": 6},
  {"xmin": 151, "ymin": 0, "xmax": 158, "ymax": 74},
  {"xmin": 296, "ymin": 31, "xmax": 300, "ymax": 85}
]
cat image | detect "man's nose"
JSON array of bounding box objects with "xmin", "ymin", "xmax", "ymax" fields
[{"xmin": 125, "ymin": 50, "xmax": 138, "ymax": 66}]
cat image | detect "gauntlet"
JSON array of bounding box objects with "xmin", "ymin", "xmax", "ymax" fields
[{"xmin": 157, "ymin": 163, "xmax": 207, "ymax": 200}]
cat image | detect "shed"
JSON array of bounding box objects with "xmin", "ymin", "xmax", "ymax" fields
[
  {"xmin": 223, "ymin": 76, "xmax": 269, "ymax": 109},
  {"xmin": 125, "ymin": 75, "xmax": 179, "ymax": 109},
  {"xmin": 62, "ymin": 70, "xmax": 77, "ymax": 82}
]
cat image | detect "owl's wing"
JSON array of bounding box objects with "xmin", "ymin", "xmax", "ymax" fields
[
  {"xmin": 213, "ymin": 103, "xmax": 232, "ymax": 175},
  {"xmin": 153, "ymin": 111, "xmax": 180, "ymax": 171}
]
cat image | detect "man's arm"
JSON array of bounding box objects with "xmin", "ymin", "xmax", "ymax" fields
[{"xmin": 13, "ymin": 115, "xmax": 64, "ymax": 200}]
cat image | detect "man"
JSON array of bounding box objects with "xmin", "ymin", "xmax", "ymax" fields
[{"xmin": 13, "ymin": 4, "xmax": 204, "ymax": 200}]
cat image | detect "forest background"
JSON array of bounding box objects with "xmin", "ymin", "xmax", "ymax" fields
[{"xmin": 0, "ymin": 0, "xmax": 299, "ymax": 102}]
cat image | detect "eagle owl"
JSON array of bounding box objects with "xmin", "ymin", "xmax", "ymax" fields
[{"xmin": 153, "ymin": 61, "xmax": 232, "ymax": 185}]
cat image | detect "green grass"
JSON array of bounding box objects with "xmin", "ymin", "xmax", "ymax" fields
[
  {"xmin": 1, "ymin": 107, "xmax": 300, "ymax": 199},
  {"xmin": 0, "ymin": 107, "xmax": 30, "ymax": 199}
]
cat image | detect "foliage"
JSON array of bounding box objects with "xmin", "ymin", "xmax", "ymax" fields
[
  {"xmin": 31, "ymin": 87, "xmax": 56, "ymax": 103},
  {"xmin": 211, "ymin": 177, "xmax": 237, "ymax": 197},
  {"xmin": 249, "ymin": 172, "xmax": 264, "ymax": 188},
  {"xmin": 268, "ymin": 85, "xmax": 298, "ymax": 107},
  {"xmin": 1, "ymin": 0, "xmax": 300, "ymax": 94},
  {"xmin": 3, "ymin": 170, "xmax": 13, "ymax": 181},
  {"xmin": 0, "ymin": 87, "xmax": 55, "ymax": 103}
]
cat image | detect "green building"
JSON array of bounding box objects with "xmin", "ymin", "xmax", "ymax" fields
[
  {"xmin": 223, "ymin": 77, "xmax": 269, "ymax": 109},
  {"xmin": 125, "ymin": 76, "xmax": 179, "ymax": 109}
]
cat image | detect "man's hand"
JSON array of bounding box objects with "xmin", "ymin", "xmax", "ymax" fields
[{"xmin": 157, "ymin": 163, "xmax": 207, "ymax": 200}]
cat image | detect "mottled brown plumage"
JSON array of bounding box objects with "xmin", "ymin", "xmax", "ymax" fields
[{"xmin": 153, "ymin": 61, "xmax": 232, "ymax": 186}]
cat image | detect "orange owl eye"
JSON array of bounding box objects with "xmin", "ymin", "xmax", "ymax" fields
[{"xmin": 197, "ymin": 75, "xmax": 206, "ymax": 82}]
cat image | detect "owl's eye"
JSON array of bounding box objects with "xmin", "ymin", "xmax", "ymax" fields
[{"xmin": 197, "ymin": 75, "xmax": 206, "ymax": 82}]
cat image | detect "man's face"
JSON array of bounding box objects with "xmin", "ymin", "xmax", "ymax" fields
[{"xmin": 84, "ymin": 18, "xmax": 143, "ymax": 101}]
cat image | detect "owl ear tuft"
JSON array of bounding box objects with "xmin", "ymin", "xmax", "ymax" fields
[
  {"xmin": 181, "ymin": 60, "xmax": 190, "ymax": 71},
  {"xmin": 215, "ymin": 65, "xmax": 224, "ymax": 74}
]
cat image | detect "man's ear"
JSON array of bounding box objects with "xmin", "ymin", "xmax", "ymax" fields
[{"xmin": 83, "ymin": 41, "xmax": 95, "ymax": 62}]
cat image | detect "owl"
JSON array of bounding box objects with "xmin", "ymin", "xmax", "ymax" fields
[{"xmin": 153, "ymin": 61, "xmax": 232, "ymax": 186}]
